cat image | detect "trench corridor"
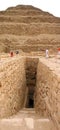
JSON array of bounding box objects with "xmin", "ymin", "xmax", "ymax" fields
[
  {"xmin": 0, "ymin": 57, "xmax": 57, "ymax": 130},
  {"xmin": 25, "ymin": 58, "xmax": 38, "ymax": 109},
  {"xmin": 0, "ymin": 58, "xmax": 55, "ymax": 130}
]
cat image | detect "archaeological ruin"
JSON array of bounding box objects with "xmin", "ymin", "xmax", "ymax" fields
[{"xmin": 0, "ymin": 5, "xmax": 60, "ymax": 130}]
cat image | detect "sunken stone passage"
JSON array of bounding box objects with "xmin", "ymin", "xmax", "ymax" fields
[
  {"xmin": 0, "ymin": 56, "xmax": 60, "ymax": 130},
  {"xmin": 0, "ymin": 56, "xmax": 26, "ymax": 118},
  {"xmin": 25, "ymin": 58, "xmax": 39, "ymax": 108}
]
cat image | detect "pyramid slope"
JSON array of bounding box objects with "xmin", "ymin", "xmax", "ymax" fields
[{"xmin": 0, "ymin": 5, "xmax": 60, "ymax": 52}]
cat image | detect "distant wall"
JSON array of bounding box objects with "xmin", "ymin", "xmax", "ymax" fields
[
  {"xmin": 0, "ymin": 56, "xmax": 26, "ymax": 118},
  {"xmin": 35, "ymin": 59, "xmax": 60, "ymax": 127}
]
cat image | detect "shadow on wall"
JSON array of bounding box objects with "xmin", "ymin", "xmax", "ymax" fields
[{"xmin": 25, "ymin": 57, "xmax": 39, "ymax": 108}]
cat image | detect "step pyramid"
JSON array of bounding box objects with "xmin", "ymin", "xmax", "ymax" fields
[{"xmin": 0, "ymin": 5, "xmax": 60, "ymax": 53}]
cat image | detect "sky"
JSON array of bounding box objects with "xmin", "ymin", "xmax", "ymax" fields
[{"xmin": 0, "ymin": 0, "xmax": 60, "ymax": 17}]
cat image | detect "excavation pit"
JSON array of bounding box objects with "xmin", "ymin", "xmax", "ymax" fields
[
  {"xmin": 25, "ymin": 58, "xmax": 39, "ymax": 108},
  {"xmin": 0, "ymin": 56, "xmax": 59, "ymax": 130}
]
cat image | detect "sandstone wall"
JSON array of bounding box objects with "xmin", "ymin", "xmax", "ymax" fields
[
  {"xmin": 0, "ymin": 56, "xmax": 26, "ymax": 118},
  {"xmin": 35, "ymin": 58, "xmax": 60, "ymax": 128}
]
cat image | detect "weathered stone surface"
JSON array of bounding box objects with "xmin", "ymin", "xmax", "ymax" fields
[
  {"xmin": 35, "ymin": 57, "xmax": 60, "ymax": 129},
  {"xmin": 0, "ymin": 5, "xmax": 60, "ymax": 52},
  {"xmin": 0, "ymin": 56, "xmax": 26, "ymax": 118}
]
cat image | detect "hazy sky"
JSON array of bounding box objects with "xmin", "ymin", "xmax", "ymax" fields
[{"xmin": 0, "ymin": 0, "xmax": 60, "ymax": 17}]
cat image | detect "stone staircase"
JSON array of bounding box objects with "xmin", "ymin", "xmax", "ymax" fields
[{"xmin": 0, "ymin": 108, "xmax": 55, "ymax": 130}]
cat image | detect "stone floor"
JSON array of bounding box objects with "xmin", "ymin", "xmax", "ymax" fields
[{"xmin": 0, "ymin": 108, "xmax": 55, "ymax": 130}]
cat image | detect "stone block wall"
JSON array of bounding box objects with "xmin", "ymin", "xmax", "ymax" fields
[
  {"xmin": 35, "ymin": 58, "xmax": 60, "ymax": 127},
  {"xmin": 0, "ymin": 56, "xmax": 26, "ymax": 118}
]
